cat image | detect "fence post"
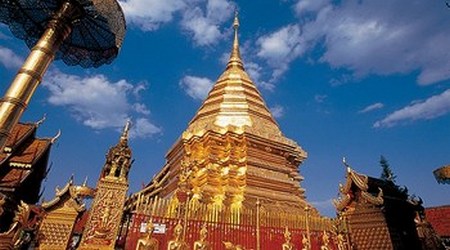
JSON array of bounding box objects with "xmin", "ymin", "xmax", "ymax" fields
[
  {"xmin": 256, "ymin": 199, "xmax": 261, "ymax": 250},
  {"xmin": 305, "ymin": 205, "xmax": 311, "ymax": 250}
]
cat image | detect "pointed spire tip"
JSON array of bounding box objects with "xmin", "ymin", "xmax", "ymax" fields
[{"xmin": 227, "ymin": 10, "xmax": 243, "ymax": 69}]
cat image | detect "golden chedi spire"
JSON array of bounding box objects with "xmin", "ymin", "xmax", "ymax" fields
[
  {"xmin": 135, "ymin": 13, "xmax": 313, "ymax": 216},
  {"xmin": 184, "ymin": 13, "xmax": 299, "ymax": 150},
  {"xmin": 227, "ymin": 11, "xmax": 244, "ymax": 70}
]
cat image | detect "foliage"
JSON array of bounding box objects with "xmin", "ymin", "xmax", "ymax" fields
[{"xmin": 379, "ymin": 155, "xmax": 397, "ymax": 183}]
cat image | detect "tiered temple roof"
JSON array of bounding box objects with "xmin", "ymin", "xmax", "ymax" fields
[
  {"xmin": 0, "ymin": 120, "xmax": 55, "ymax": 231},
  {"xmin": 334, "ymin": 162, "xmax": 422, "ymax": 249}
]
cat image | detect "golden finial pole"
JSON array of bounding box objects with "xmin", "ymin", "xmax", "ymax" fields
[
  {"xmin": 0, "ymin": 0, "xmax": 125, "ymax": 154},
  {"xmin": 0, "ymin": 1, "xmax": 79, "ymax": 152},
  {"xmin": 227, "ymin": 10, "xmax": 244, "ymax": 69}
]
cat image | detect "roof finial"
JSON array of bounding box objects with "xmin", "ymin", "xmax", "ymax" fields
[
  {"xmin": 82, "ymin": 176, "xmax": 88, "ymax": 186},
  {"xmin": 233, "ymin": 9, "xmax": 239, "ymax": 29},
  {"xmin": 120, "ymin": 119, "xmax": 131, "ymax": 142},
  {"xmin": 227, "ymin": 10, "xmax": 244, "ymax": 69},
  {"xmin": 51, "ymin": 130, "xmax": 61, "ymax": 144},
  {"xmin": 342, "ymin": 157, "xmax": 352, "ymax": 173},
  {"xmin": 36, "ymin": 113, "xmax": 46, "ymax": 127}
]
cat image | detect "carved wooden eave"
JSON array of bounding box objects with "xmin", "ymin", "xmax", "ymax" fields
[
  {"xmin": 2, "ymin": 123, "xmax": 37, "ymax": 155},
  {"xmin": 361, "ymin": 188, "xmax": 384, "ymax": 206},
  {"xmin": 347, "ymin": 167, "xmax": 369, "ymax": 191},
  {"xmin": 42, "ymin": 179, "xmax": 95, "ymax": 213},
  {"xmin": 0, "ymin": 122, "xmax": 53, "ymax": 207},
  {"xmin": 333, "ymin": 193, "xmax": 352, "ymax": 211},
  {"xmin": 335, "ymin": 167, "xmax": 385, "ymax": 211}
]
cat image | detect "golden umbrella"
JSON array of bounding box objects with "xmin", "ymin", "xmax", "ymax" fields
[{"xmin": 0, "ymin": 0, "xmax": 126, "ymax": 150}]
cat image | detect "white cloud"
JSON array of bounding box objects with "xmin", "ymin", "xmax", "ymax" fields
[
  {"xmin": 119, "ymin": 0, "xmax": 186, "ymax": 31},
  {"xmin": 0, "ymin": 46, "xmax": 23, "ymax": 69},
  {"xmin": 180, "ymin": 0, "xmax": 234, "ymax": 46},
  {"xmin": 179, "ymin": 75, "xmax": 214, "ymax": 100},
  {"xmin": 314, "ymin": 94, "xmax": 327, "ymax": 103},
  {"xmin": 130, "ymin": 117, "xmax": 162, "ymax": 138},
  {"xmin": 374, "ymin": 89, "xmax": 450, "ymax": 128},
  {"xmin": 133, "ymin": 103, "xmax": 151, "ymax": 115},
  {"xmin": 270, "ymin": 105, "xmax": 284, "ymax": 118},
  {"xmin": 256, "ymin": 25, "xmax": 306, "ymax": 82},
  {"xmin": 245, "ymin": 61, "xmax": 275, "ymax": 91},
  {"xmin": 359, "ymin": 102, "xmax": 384, "ymax": 114},
  {"xmin": 253, "ymin": 1, "xmax": 450, "ymax": 87},
  {"xmin": 42, "ymin": 71, "xmax": 160, "ymax": 138},
  {"xmin": 297, "ymin": 0, "xmax": 450, "ymax": 85},
  {"xmin": 120, "ymin": 0, "xmax": 233, "ymax": 46},
  {"xmin": 310, "ymin": 198, "xmax": 334, "ymax": 210},
  {"xmin": 295, "ymin": 0, "xmax": 330, "ymax": 14}
]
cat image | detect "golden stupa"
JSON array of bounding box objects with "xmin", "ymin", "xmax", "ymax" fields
[{"xmin": 127, "ymin": 14, "xmax": 314, "ymax": 215}]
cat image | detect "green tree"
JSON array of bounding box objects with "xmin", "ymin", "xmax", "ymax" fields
[{"xmin": 380, "ymin": 155, "xmax": 396, "ymax": 183}]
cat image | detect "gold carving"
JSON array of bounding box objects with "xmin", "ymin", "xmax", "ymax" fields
[
  {"xmin": 0, "ymin": 201, "xmax": 42, "ymax": 249},
  {"xmin": 38, "ymin": 177, "xmax": 94, "ymax": 249},
  {"xmin": 223, "ymin": 241, "xmax": 246, "ymax": 250},
  {"xmin": 320, "ymin": 231, "xmax": 330, "ymax": 250},
  {"xmin": 301, "ymin": 233, "xmax": 310, "ymax": 250},
  {"xmin": 282, "ymin": 227, "xmax": 294, "ymax": 250},
  {"xmin": 136, "ymin": 219, "xmax": 159, "ymax": 250},
  {"xmin": 79, "ymin": 122, "xmax": 131, "ymax": 249},
  {"xmin": 193, "ymin": 224, "xmax": 210, "ymax": 250},
  {"xmin": 167, "ymin": 221, "xmax": 188, "ymax": 250}
]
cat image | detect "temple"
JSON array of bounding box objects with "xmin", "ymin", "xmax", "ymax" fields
[
  {"xmin": 0, "ymin": 120, "xmax": 55, "ymax": 227},
  {"xmin": 38, "ymin": 177, "xmax": 95, "ymax": 249},
  {"xmin": 333, "ymin": 161, "xmax": 444, "ymax": 249},
  {"xmin": 0, "ymin": 11, "xmax": 446, "ymax": 250},
  {"xmin": 126, "ymin": 14, "xmax": 312, "ymax": 215},
  {"xmin": 0, "ymin": 120, "xmax": 56, "ymax": 248}
]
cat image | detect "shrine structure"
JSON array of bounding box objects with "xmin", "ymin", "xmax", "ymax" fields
[
  {"xmin": 37, "ymin": 177, "xmax": 95, "ymax": 249},
  {"xmin": 0, "ymin": 120, "xmax": 57, "ymax": 248},
  {"xmin": 121, "ymin": 14, "xmax": 337, "ymax": 250},
  {"xmin": 333, "ymin": 160, "xmax": 444, "ymax": 250},
  {"xmin": 79, "ymin": 121, "xmax": 132, "ymax": 250}
]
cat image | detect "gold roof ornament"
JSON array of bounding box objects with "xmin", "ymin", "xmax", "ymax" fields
[{"xmin": 120, "ymin": 119, "xmax": 131, "ymax": 143}]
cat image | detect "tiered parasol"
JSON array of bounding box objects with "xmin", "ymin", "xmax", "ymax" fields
[
  {"xmin": 434, "ymin": 165, "xmax": 450, "ymax": 185},
  {"xmin": 0, "ymin": 0, "xmax": 126, "ymax": 150}
]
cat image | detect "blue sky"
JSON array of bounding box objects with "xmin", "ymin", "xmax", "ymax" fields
[{"xmin": 1, "ymin": 0, "xmax": 450, "ymax": 216}]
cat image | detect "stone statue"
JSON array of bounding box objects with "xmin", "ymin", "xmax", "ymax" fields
[
  {"xmin": 136, "ymin": 220, "xmax": 159, "ymax": 250},
  {"xmin": 282, "ymin": 227, "xmax": 295, "ymax": 250},
  {"xmin": 167, "ymin": 221, "xmax": 188, "ymax": 250},
  {"xmin": 320, "ymin": 231, "xmax": 330, "ymax": 250},
  {"xmin": 193, "ymin": 224, "xmax": 210, "ymax": 250}
]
